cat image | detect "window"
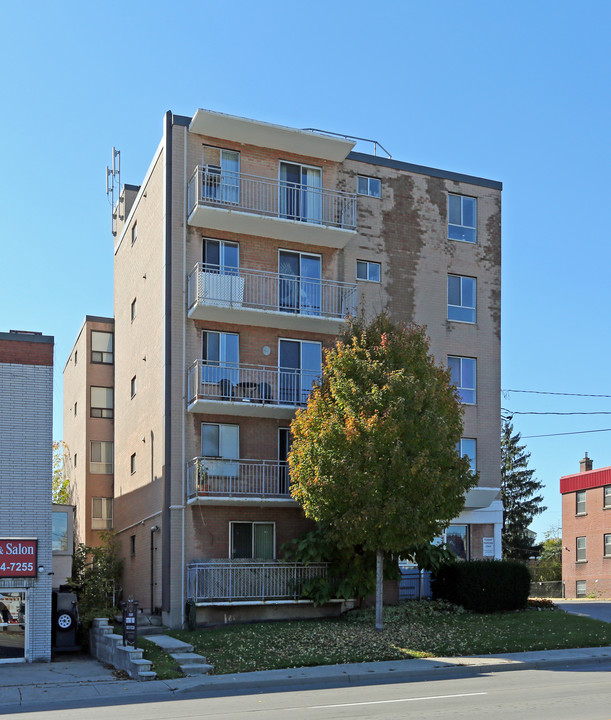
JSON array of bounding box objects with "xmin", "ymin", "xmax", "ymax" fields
[
  {"xmin": 356, "ymin": 260, "xmax": 381, "ymax": 283},
  {"xmin": 605, "ymin": 485, "xmax": 611, "ymax": 508},
  {"xmin": 92, "ymin": 498, "xmax": 113, "ymax": 530},
  {"xmin": 91, "ymin": 387, "xmax": 113, "ymax": 418},
  {"xmin": 448, "ymin": 275, "xmax": 476, "ymax": 323},
  {"xmin": 576, "ymin": 536, "xmax": 586, "ymax": 562},
  {"xmin": 279, "ymin": 339, "xmax": 322, "ymax": 405},
  {"xmin": 52, "ymin": 512, "xmax": 69, "ymax": 552},
  {"xmin": 604, "ymin": 534, "xmax": 611, "ymax": 557},
  {"xmin": 279, "ymin": 250, "xmax": 321, "ymax": 315},
  {"xmin": 90, "ymin": 441, "xmax": 113, "ymax": 474},
  {"xmin": 448, "ymin": 357, "xmax": 476, "ymax": 404},
  {"xmin": 201, "ymin": 331, "xmax": 239, "ymax": 387},
  {"xmin": 457, "ymin": 438, "xmax": 477, "ymax": 472},
  {"xmin": 130, "ymin": 535, "xmax": 136, "ymax": 556},
  {"xmin": 576, "ymin": 490, "xmax": 586, "ymax": 515},
  {"xmin": 131, "ymin": 376, "xmax": 137, "ymax": 398},
  {"xmin": 357, "ymin": 175, "xmax": 381, "ymax": 198},
  {"xmin": 202, "ymin": 423, "xmax": 239, "ymax": 459},
  {"xmin": 576, "ymin": 580, "xmax": 587, "ymax": 598},
  {"xmin": 448, "ymin": 194, "xmax": 477, "ymax": 243},
  {"xmin": 279, "ymin": 162, "xmax": 322, "ymax": 223},
  {"xmin": 131, "ymin": 298, "xmax": 137, "ymax": 322},
  {"xmin": 446, "ymin": 525, "xmax": 469, "ymax": 560},
  {"xmin": 74, "ymin": 350, "xmax": 77, "ymax": 365},
  {"xmin": 230, "ymin": 522, "xmax": 275, "ymax": 559},
  {"xmin": 91, "ymin": 331, "xmax": 113, "ymax": 364},
  {"xmin": 202, "ymin": 147, "xmax": 240, "ymax": 204},
  {"xmin": 74, "ymin": 453, "xmax": 77, "ymax": 468},
  {"xmin": 131, "ymin": 222, "xmax": 137, "ymax": 245},
  {"xmin": 130, "ymin": 453, "xmax": 136, "ymax": 475},
  {"xmin": 203, "ymin": 238, "xmax": 239, "ymax": 274},
  {"xmin": 74, "ymin": 402, "xmax": 77, "ymax": 416}
]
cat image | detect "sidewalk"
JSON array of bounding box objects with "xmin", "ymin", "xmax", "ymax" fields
[{"xmin": 0, "ymin": 646, "xmax": 610, "ymax": 708}]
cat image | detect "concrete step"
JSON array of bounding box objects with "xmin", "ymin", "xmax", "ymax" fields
[
  {"xmin": 170, "ymin": 652, "xmax": 208, "ymax": 664},
  {"xmin": 145, "ymin": 635, "xmax": 194, "ymax": 653},
  {"xmin": 132, "ymin": 658, "xmax": 153, "ymax": 669},
  {"xmin": 138, "ymin": 625, "xmax": 170, "ymax": 636},
  {"xmin": 179, "ymin": 663, "xmax": 214, "ymax": 676},
  {"xmin": 138, "ymin": 671, "xmax": 157, "ymax": 681}
]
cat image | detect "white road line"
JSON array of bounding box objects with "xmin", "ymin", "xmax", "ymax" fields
[{"xmin": 308, "ymin": 691, "xmax": 488, "ymax": 709}]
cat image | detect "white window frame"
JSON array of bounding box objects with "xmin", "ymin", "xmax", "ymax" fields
[
  {"xmin": 90, "ymin": 441, "xmax": 113, "ymax": 474},
  {"xmin": 229, "ymin": 521, "xmax": 276, "ymax": 560},
  {"xmin": 448, "ymin": 194, "xmax": 477, "ymax": 243},
  {"xmin": 357, "ymin": 175, "xmax": 381, "ymax": 198},
  {"xmin": 356, "ymin": 260, "xmax": 381, "ymax": 283},
  {"xmin": 576, "ymin": 580, "xmax": 587, "ymax": 598},
  {"xmin": 604, "ymin": 485, "xmax": 611, "ymax": 509},
  {"xmin": 576, "ymin": 536, "xmax": 586, "ymax": 562},
  {"xmin": 91, "ymin": 331, "xmax": 113, "ymax": 364},
  {"xmin": 448, "ymin": 356, "xmax": 476, "ymax": 405},
  {"xmin": 92, "ymin": 497, "xmax": 113, "ymax": 530},
  {"xmin": 447, "ymin": 274, "xmax": 476, "ymax": 323},
  {"xmin": 604, "ymin": 534, "xmax": 611, "ymax": 557},
  {"xmin": 576, "ymin": 490, "xmax": 586, "ymax": 515},
  {"xmin": 201, "ymin": 423, "xmax": 239, "ymax": 459},
  {"xmin": 202, "ymin": 237, "xmax": 240, "ymax": 273},
  {"xmin": 90, "ymin": 386, "xmax": 114, "ymax": 418}
]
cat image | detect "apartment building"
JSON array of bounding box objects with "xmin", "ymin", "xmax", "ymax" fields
[
  {"xmin": 0, "ymin": 330, "xmax": 54, "ymax": 662},
  {"xmin": 63, "ymin": 317, "xmax": 115, "ymax": 547},
  {"xmin": 561, "ymin": 454, "xmax": 611, "ymax": 598},
  {"xmin": 68, "ymin": 109, "xmax": 502, "ymax": 628}
]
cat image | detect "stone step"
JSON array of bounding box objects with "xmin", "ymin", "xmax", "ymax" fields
[
  {"xmin": 145, "ymin": 635, "xmax": 194, "ymax": 653},
  {"xmin": 170, "ymin": 652, "xmax": 208, "ymax": 664},
  {"xmin": 179, "ymin": 663, "xmax": 214, "ymax": 676},
  {"xmin": 138, "ymin": 671, "xmax": 157, "ymax": 681},
  {"xmin": 132, "ymin": 658, "xmax": 153, "ymax": 669}
]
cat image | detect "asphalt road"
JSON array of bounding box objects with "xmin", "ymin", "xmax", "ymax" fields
[
  {"xmin": 6, "ymin": 664, "xmax": 611, "ymax": 720},
  {"xmin": 556, "ymin": 602, "xmax": 611, "ymax": 624}
]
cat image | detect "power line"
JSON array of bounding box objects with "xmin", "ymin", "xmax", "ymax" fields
[
  {"xmin": 522, "ymin": 428, "xmax": 611, "ymax": 439},
  {"xmin": 502, "ymin": 389, "xmax": 611, "ymax": 398},
  {"xmin": 502, "ymin": 410, "xmax": 611, "ymax": 416}
]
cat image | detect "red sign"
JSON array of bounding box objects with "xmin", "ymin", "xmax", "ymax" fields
[{"xmin": 0, "ymin": 539, "xmax": 37, "ymax": 578}]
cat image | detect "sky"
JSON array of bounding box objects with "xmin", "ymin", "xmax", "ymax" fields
[{"xmin": 2, "ymin": 0, "xmax": 610, "ymax": 541}]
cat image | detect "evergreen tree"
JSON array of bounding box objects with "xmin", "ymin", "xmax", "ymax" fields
[{"xmin": 501, "ymin": 419, "xmax": 546, "ymax": 559}]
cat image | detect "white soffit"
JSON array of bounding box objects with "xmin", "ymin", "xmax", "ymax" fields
[
  {"xmin": 463, "ymin": 487, "xmax": 500, "ymax": 510},
  {"xmin": 189, "ymin": 109, "xmax": 356, "ymax": 162}
]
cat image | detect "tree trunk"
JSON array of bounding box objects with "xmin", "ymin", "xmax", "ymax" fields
[{"xmin": 375, "ymin": 547, "xmax": 384, "ymax": 632}]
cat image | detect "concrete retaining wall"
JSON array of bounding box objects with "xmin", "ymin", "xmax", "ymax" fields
[{"xmin": 89, "ymin": 618, "xmax": 155, "ymax": 680}]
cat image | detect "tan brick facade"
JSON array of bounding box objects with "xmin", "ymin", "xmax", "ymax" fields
[{"xmin": 66, "ymin": 109, "xmax": 502, "ymax": 626}]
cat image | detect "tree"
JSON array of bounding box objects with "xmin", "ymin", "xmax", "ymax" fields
[
  {"xmin": 52, "ymin": 441, "xmax": 71, "ymax": 505},
  {"xmin": 532, "ymin": 527, "xmax": 562, "ymax": 582},
  {"xmin": 289, "ymin": 315, "xmax": 476, "ymax": 630},
  {"xmin": 501, "ymin": 419, "xmax": 546, "ymax": 560}
]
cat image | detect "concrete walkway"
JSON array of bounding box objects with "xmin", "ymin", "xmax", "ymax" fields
[{"xmin": 0, "ymin": 645, "xmax": 610, "ymax": 709}]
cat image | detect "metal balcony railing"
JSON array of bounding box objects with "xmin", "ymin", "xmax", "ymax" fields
[
  {"xmin": 187, "ymin": 457, "xmax": 291, "ymax": 500},
  {"xmin": 187, "ymin": 166, "xmax": 357, "ymax": 231},
  {"xmin": 187, "ymin": 264, "xmax": 357, "ymax": 320},
  {"xmin": 187, "ymin": 560, "xmax": 329, "ymax": 603},
  {"xmin": 187, "ymin": 360, "xmax": 320, "ymax": 409}
]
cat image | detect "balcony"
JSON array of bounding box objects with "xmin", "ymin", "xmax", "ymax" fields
[
  {"xmin": 187, "ymin": 167, "xmax": 357, "ymax": 247},
  {"xmin": 187, "ymin": 264, "xmax": 357, "ymax": 333},
  {"xmin": 187, "ymin": 457, "xmax": 295, "ymax": 506},
  {"xmin": 187, "ymin": 560, "xmax": 329, "ymax": 604},
  {"xmin": 187, "ymin": 361, "xmax": 318, "ymax": 418}
]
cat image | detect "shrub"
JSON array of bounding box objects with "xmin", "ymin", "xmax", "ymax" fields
[{"xmin": 432, "ymin": 560, "xmax": 530, "ymax": 612}]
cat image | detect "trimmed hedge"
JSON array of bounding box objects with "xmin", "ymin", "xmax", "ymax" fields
[{"xmin": 432, "ymin": 560, "xmax": 530, "ymax": 612}]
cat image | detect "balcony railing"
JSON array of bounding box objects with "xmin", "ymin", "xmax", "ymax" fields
[
  {"xmin": 187, "ymin": 264, "xmax": 357, "ymax": 321},
  {"xmin": 187, "ymin": 560, "xmax": 329, "ymax": 603},
  {"xmin": 188, "ymin": 166, "xmax": 357, "ymax": 231},
  {"xmin": 188, "ymin": 360, "xmax": 319, "ymax": 409},
  {"xmin": 187, "ymin": 457, "xmax": 291, "ymax": 500}
]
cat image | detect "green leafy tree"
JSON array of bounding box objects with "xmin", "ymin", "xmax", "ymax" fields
[
  {"xmin": 52, "ymin": 441, "xmax": 71, "ymax": 504},
  {"xmin": 501, "ymin": 419, "xmax": 546, "ymax": 560},
  {"xmin": 289, "ymin": 315, "xmax": 476, "ymax": 630},
  {"xmin": 532, "ymin": 527, "xmax": 562, "ymax": 581}
]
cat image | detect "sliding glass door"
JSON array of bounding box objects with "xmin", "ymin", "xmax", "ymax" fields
[
  {"xmin": 279, "ymin": 340, "xmax": 321, "ymax": 405},
  {"xmin": 279, "ymin": 162, "xmax": 322, "ymax": 223},
  {"xmin": 278, "ymin": 251, "xmax": 321, "ymax": 315}
]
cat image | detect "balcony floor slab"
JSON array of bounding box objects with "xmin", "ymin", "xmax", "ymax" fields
[{"xmin": 187, "ymin": 398, "xmax": 297, "ymax": 419}]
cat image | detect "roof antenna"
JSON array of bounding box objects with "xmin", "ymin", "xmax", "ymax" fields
[{"xmin": 106, "ymin": 147, "xmax": 121, "ymax": 236}]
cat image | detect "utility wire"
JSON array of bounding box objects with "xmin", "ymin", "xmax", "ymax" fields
[
  {"xmin": 522, "ymin": 428, "xmax": 611, "ymax": 439},
  {"xmin": 502, "ymin": 409, "xmax": 611, "ymax": 416},
  {"xmin": 502, "ymin": 389, "xmax": 611, "ymax": 399}
]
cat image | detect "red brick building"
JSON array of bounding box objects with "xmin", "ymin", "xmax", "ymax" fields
[{"xmin": 560, "ymin": 454, "xmax": 611, "ymax": 598}]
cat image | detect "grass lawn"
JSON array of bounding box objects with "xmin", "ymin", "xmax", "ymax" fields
[{"xmin": 164, "ymin": 601, "xmax": 611, "ymax": 675}]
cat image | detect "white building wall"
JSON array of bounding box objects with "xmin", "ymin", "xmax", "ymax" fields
[{"xmin": 0, "ymin": 362, "xmax": 53, "ymax": 662}]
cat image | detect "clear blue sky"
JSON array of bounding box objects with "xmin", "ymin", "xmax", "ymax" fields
[{"xmin": 3, "ymin": 0, "xmax": 610, "ymax": 541}]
